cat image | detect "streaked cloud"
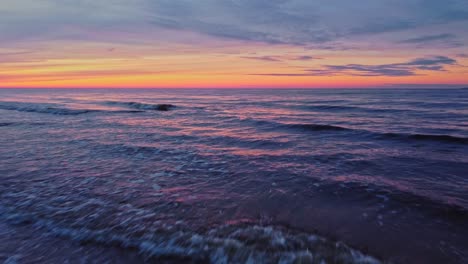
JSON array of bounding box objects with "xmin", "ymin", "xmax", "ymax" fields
[
  {"xmin": 241, "ymin": 55, "xmax": 317, "ymax": 62},
  {"xmin": 253, "ymin": 56, "xmax": 458, "ymax": 77},
  {"xmin": 311, "ymin": 56, "xmax": 458, "ymax": 76},
  {"xmin": 398, "ymin": 34, "xmax": 456, "ymax": 44},
  {"xmin": 397, "ymin": 33, "xmax": 463, "ymax": 48},
  {"xmin": 145, "ymin": 0, "xmax": 468, "ymax": 47},
  {"xmin": 2, "ymin": 0, "xmax": 468, "ymax": 47}
]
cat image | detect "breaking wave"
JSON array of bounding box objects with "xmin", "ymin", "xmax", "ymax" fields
[
  {"xmin": 0, "ymin": 207, "xmax": 379, "ymax": 264},
  {"xmin": 252, "ymin": 120, "xmax": 468, "ymax": 145},
  {"xmin": 380, "ymin": 133, "xmax": 468, "ymax": 144},
  {"xmin": 0, "ymin": 102, "xmax": 143, "ymax": 115},
  {"xmin": 105, "ymin": 101, "xmax": 176, "ymax": 111}
]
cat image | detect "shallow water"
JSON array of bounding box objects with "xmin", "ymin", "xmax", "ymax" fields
[{"xmin": 0, "ymin": 88, "xmax": 467, "ymax": 263}]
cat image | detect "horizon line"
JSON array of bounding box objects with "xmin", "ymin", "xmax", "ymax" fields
[{"xmin": 1, "ymin": 86, "xmax": 467, "ymax": 90}]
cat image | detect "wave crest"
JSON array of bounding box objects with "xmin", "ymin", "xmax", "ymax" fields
[
  {"xmin": 0, "ymin": 102, "xmax": 146, "ymax": 115},
  {"xmin": 286, "ymin": 123, "xmax": 351, "ymax": 131},
  {"xmin": 255, "ymin": 120, "xmax": 468, "ymax": 145},
  {"xmin": 0, "ymin": 206, "xmax": 380, "ymax": 264},
  {"xmin": 0, "ymin": 102, "xmax": 101, "ymax": 115},
  {"xmin": 106, "ymin": 101, "xmax": 176, "ymax": 111},
  {"xmin": 381, "ymin": 133, "xmax": 468, "ymax": 144}
]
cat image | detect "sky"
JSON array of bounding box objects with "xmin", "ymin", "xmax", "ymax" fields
[{"xmin": 1, "ymin": 0, "xmax": 468, "ymax": 88}]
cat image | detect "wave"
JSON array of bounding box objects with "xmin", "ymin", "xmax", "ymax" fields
[
  {"xmin": 379, "ymin": 133, "xmax": 468, "ymax": 144},
  {"xmin": 105, "ymin": 101, "xmax": 176, "ymax": 111},
  {"xmin": 0, "ymin": 207, "xmax": 380, "ymax": 264},
  {"xmin": 91, "ymin": 143, "xmax": 163, "ymax": 157},
  {"xmin": 0, "ymin": 102, "xmax": 101, "ymax": 115},
  {"xmin": 87, "ymin": 136, "xmax": 285, "ymax": 163},
  {"xmin": 285, "ymin": 123, "xmax": 351, "ymax": 132},
  {"xmin": 0, "ymin": 102, "xmax": 144, "ymax": 116},
  {"xmin": 300, "ymin": 104, "xmax": 465, "ymax": 117},
  {"xmin": 0, "ymin": 122, "xmax": 50, "ymax": 127},
  {"xmin": 251, "ymin": 119, "xmax": 468, "ymax": 145},
  {"xmin": 0, "ymin": 122, "xmax": 14, "ymax": 127},
  {"xmin": 308, "ymin": 105, "xmax": 364, "ymax": 111},
  {"xmin": 304, "ymin": 104, "xmax": 407, "ymax": 113},
  {"xmin": 314, "ymin": 178, "xmax": 468, "ymax": 222},
  {"xmin": 244, "ymin": 119, "xmax": 350, "ymax": 132}
]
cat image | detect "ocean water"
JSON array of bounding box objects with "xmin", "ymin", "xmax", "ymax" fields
[{"xmin": 0, "ymin": 88, "xmax": 467, "ymax": 264}]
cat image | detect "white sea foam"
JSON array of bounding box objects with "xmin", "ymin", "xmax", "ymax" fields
[{"xmin": 0, "ymin": 207, "xmax": 380, "ymax": 264}]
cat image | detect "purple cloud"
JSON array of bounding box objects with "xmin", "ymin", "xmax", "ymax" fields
[{"xmin": 251, "ymin": 56, "xmax": 458, "ymax": 77}]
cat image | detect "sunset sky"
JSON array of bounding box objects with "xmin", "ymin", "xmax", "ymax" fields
[{"xmin": 1, "ymin": 0, "xmax": 468, "ymax": 88}]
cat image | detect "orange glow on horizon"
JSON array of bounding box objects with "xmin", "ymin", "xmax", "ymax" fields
[{"xmin": 1, "ymin": 40, "xmax": 467, "ymax": 89}]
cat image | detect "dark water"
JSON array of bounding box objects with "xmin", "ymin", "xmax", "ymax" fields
[{"xmin": 0, "ymin": 88, "xmax": 467, "ymax": 264}]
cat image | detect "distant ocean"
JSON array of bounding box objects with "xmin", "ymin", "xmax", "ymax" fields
[{"xmin": 0, "ymin": 88, "xmax": 467, "ymax": 263}]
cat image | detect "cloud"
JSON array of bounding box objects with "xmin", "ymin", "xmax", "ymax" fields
[
  {"xmin": 405, "ymin": 56, "xmax": 457, "ymax": 66},
  {"xmin": 295, "ymin": 56, "xmax": 315, "ymax": 61},
  {"xmin": 148, "ymin": 0, "xmax": 327, "ymax": 45},
  {"xmin": 2, "ymin": 0, "xmax": 468, "ymax": 48},
  {"xmin": 249, "ymin": 73, "xmax": 318, "ymax": 77},
  {"xmin": 252, "ymin": 56, "xmax": 458, "ymax": 77},
  {"xmin": 1, "ymin": 1, "xmax": 467, "ymax": 87},
  {"xmin": 398, "ymin": 33, "xmax": 456, "ymax": 43},
  {"xmin": 313, "ymin": 65, "xmax": 416, "ymax": 77},
  {"xmin": 241, "ymin": 55, "xmax": 318, "ymax": 62},
  {"xmin": 419, "ymin": 0, "xmax": 468, "ymax": 23},
  {"xmin": 241, "ymin": 56, "xmax": 282, "ymax": 62},
  {"xmin": 146, "ymin": 0, "xmax": 468, "ymax": 46},
  {"xmin": 0, "ymin": 0, "xmax": 146, "ymax": 43},
  {"xmin": 350, "ymin": 20, "xmax": 416, "ymax": 35},
  {"xmin": 313, "ymin": 56, "xmax": 457, "ymax": 76},
  {"xmin": 396, "ymin": 33, "xmax": 463, "ymax": 48}
]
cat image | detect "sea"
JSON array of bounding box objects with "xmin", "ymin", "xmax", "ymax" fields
[{"xmin": 0, "ymin": 88, "xmax": 467, "ymax": 264}]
